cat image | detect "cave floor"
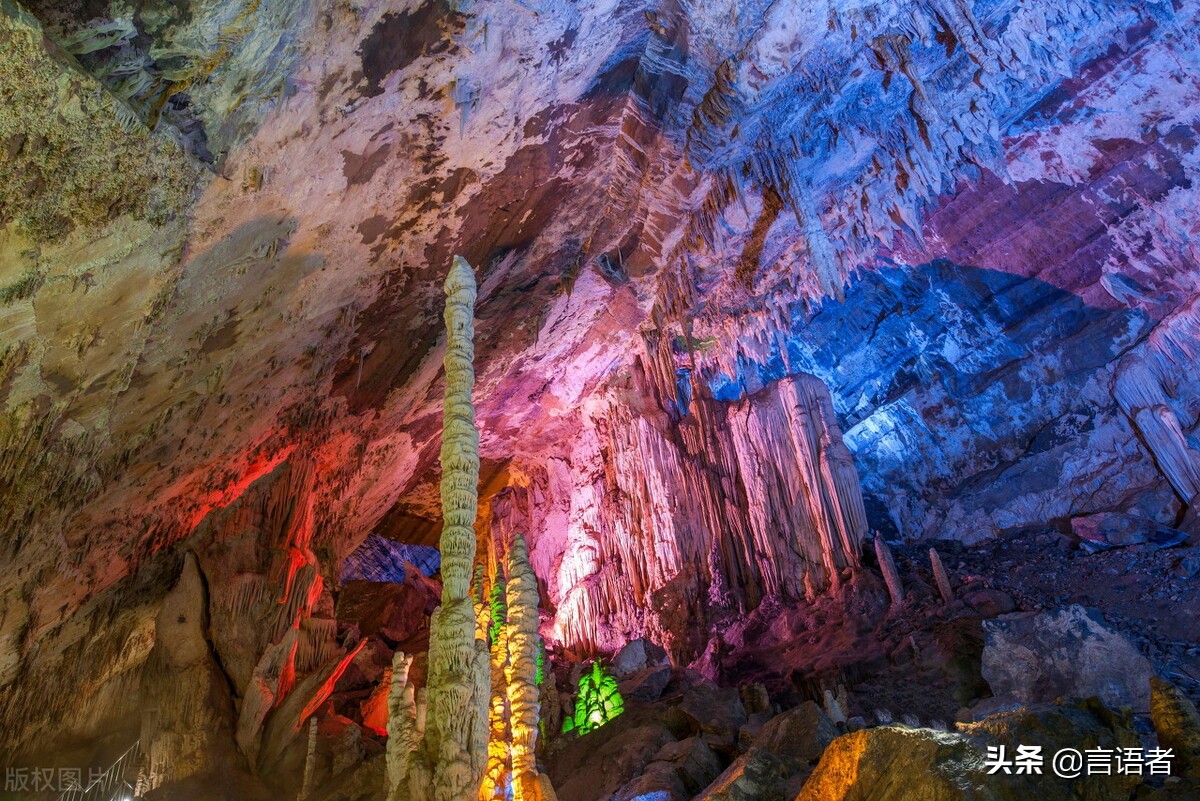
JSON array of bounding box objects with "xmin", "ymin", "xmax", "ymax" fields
[{"xmin": 706, "ymin": 529, "xmax": 1200, "ymax": 727}]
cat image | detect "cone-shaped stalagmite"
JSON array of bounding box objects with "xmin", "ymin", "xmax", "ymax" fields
[
  {"xmin": 874, "ymin": 535, "xmax": 904, "ymax": 607},
  {"xmin": 929, "ymin": 548, "xmax": 953, "ymax": 603},
  {"xmin": 387, "ymin": 257, "xmax": 491, "ymax": 801}
]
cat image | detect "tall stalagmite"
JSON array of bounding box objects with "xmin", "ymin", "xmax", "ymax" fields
[
  {"xmin": 387, "ymin": 256, "xmax": 490, "ymax": 801},
  {"xmin": 480, "ymin": 561, "xmax": 510, "ymax": 801},
  {"xmin": 505, "ymin": 534, "xmax": 551, "ymax": 801}
]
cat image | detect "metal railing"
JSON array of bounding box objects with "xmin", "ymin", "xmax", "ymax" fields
[{"xmin": 56, "ymin": 741, "xmax": 141, "ymax": 801}]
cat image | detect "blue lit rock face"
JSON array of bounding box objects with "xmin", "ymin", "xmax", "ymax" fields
[
  {"xmin": 340, "ymin": 533, "xmax": 441, "ymax": 584},
  {"xmin": 700, "ymin": 260, "xmax": 1178, "ymax": 541}
]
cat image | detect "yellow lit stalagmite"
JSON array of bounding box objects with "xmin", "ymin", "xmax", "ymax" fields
[
  {"xmin": 480, "ymin": 558, "xmax": 510, "ymax": 801},
  {"xmin": 505, "ymin": 534, "xmax": 555, "ymax": 801}
]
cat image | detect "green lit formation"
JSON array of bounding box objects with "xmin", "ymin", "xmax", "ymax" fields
[
  {"xmin": 488, "ymin": 573, "xmax": 507, "ymax": 647},
  {"xmin": 562, "ymin": 661, "xmax": 624, "ymax": 736},
  {"xmin": 535, "ymin": 641, "xmax": 546, "ymax": 687}
]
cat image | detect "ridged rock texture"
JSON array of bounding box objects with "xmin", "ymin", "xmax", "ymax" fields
[{"xmin": 1, "ymin": 0, "xmax": 1199, "ymax": 784}]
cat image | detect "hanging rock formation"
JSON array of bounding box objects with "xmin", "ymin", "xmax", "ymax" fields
[{"xmin": 538, "ymin": 366, "xmax": 868, "ymax": 661}]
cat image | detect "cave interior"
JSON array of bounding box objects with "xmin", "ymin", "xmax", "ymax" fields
[{"xmin": 2, "ymin": 0, "xmax": 1200, "ymax": 799}]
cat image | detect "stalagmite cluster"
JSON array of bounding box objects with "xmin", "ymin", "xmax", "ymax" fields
[
  {"xmin": 478, "ymin": 532, "xmax": 555, "ymax": 801},
  {"xmin": 387, "ymin": 257, "xmax": 490, "ymax": 801}
]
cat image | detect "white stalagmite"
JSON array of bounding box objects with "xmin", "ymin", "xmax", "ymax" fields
[
  {"xmin": 386, "ymin": 652, "xmax": 420, "ymax": 801},
  {"xmin": 387, "ymin": 256, "xmax": 491, "ymax": 801},
  {"xmin": 505, "ymin": 534, "xmax": 552, "ymax": 801}
]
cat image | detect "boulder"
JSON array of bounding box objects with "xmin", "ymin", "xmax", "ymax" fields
[
  {"xmin": 1173, "ymin": 554, "xmax": 1200, "ymax": 580},
  {"xmin": 1071, "ymin": 512, "xmax": 1188, "ymax": 552},
  {"xmin": 1150, "ymin": 677, "xmax": 1200, "ymax": 778},
  {"xmin": 613, "ymin": 765, "xmax": 689, "ymax": 801},
  {"xmin": 754, "ymin": 701, "xmax": 839, "ymax": 764},
  {"xmin": 981, "ymin": 605, "xmax": 1153, "ymax": 713},
  {"xmin": 654, "ymin": 737, "xmax": 723, "ymax": 793},
  {"xmin": 798, "ymin": 699, "xmax": 1140, "ymax": 801},
  {"xmin": 697, "ymin": 702, "xmax": 836, "ymax": 801},
  {"xmin": 552, "ymin": 723, "xmax": 677, "ymax": 801},
  {"xmin": 963, "ymin": 587, "xmax": 1016, "ymax": 617},
  {"xmin": 613, "ymin": 737, "xmax": 723, "ymax": 801},
  {"xmin": 679, "ymin": 685, "xmax": 749, "ymax": 739},
  {"xmin": 612, "ymin": 637, "xmax": 669, "ymax": 676},
  {"xmin": 619, "ymin": 664, "xmax": 672, "ymax": 702}
]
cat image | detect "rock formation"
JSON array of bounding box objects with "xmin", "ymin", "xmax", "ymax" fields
[
  {"xmin": 1150, "ymin": 677, "xmax": 1200, "ymax": 779},
  {"xmin": 929, "ymin": 548, "xmax": 954, "ymax": 604},
  {"xmin": 799, "ymin": 700, "xmax": 1141, "ymax": 801},
  {"xmin": 387, "ymin": 256, "xmax": 490, "ymax": 801},
  {"xmin": 3, "ymin": 0, "xmax": 1200, "ymax": 798},
  {"xmin": 981, "ymin": 606, "xmax": 1154, "ymax": 714},
  {"xmin": 505, "ymin": 533, "xmax": 551, "ymax": 801},
  {"xmin": 480, "ymin": 559, "xmax": 510, "ymax": 801},
  {"xmin": 545, "ymin": 370, "xmax": 868, "ymax": 660},
  {"xmin": 385, "ymin": 651, "xmax": 422, "ymax": 801},
  {"xmin": 874, "ymin": 536, "xmax": 905, "ymax": 608},
  {"xmin": 138, "ymin": 553, "xmax": 240, "ymax": 791}
]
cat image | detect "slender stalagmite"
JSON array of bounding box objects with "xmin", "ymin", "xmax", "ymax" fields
[
  {"xmin": 506, "ymin": 534, "xmax": 551, "ymax": 801},
  {"xmin": 874, "ymin": 535, "xmax": 904, "ymax": 607},
  {"xmin": 388, "ymin": 256, "xmax": 490, "ymax": 801},
  {"xmin": 929, "ymin": 547, "xmax": 953, "ymax": 603},
  {"xmin": 480, "ymin": 562, "xmax": 510, "ymax": 801},
  {"xmin": 424, "ymin": 255, "xmax": 490, "ymax": 800},
  {"xmin": 300, "ymin": 717, "xmax": 318, "ymax": 800},
  {"xmin": 386, "ymin": 652, "xmax": 420, "ymax": 801}
]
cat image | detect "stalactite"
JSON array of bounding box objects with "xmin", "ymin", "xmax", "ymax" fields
[
  {"xmin": 874, "ymin": 536, "xmax": 904, "ymax": 607},
  {"xmin": 929, "ymin": 548, "xmax": 953, "ymax": 603}
]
